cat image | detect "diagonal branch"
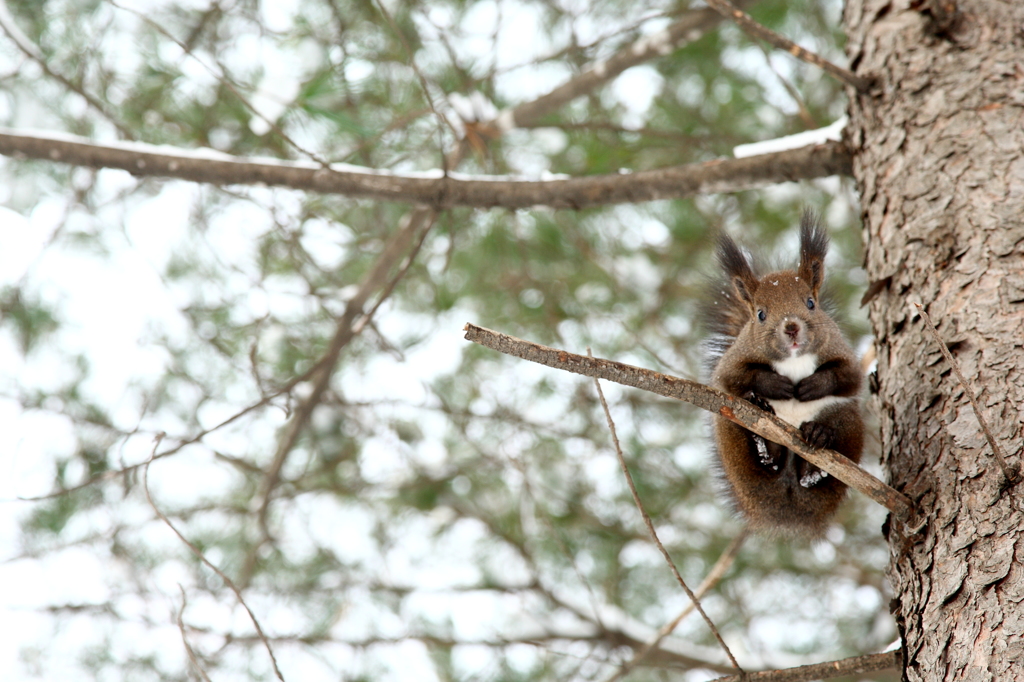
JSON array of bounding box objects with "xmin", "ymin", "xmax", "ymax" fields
[
  {"xmin": 462, "ymin": 323, "xmax": 917, "ymax": 526},
  {"xmin": 0, "ymin": 128, "xmax": 851, "ymax": 208},
  {"xmin": 592, "ymin": 360, "xmax": 743, "ymax": 673},
  {"xmin": 502, "ymin": 2, "xmax": 753, "ymax": 130},
  {"xmin": 703, "ymin": 0, "xmax": 873, "ymax": 92},
  {"xmin": 605, "ymin": 529, "xmax": 748, "ymax": 682},
  {"xmin": 176, "ymin": 586, "xmax": 214, "ymax": 682},
  {"xmin": 143, "ymin": 440, "xmax": 286, "ymax": 682}
]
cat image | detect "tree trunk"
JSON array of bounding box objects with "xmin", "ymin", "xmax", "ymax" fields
[{"xmin": 844, "ymin": 0, "xmax": 1024, "ymax": 679}]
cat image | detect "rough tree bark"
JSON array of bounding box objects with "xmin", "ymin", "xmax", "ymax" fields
[{"xmin": 844, "ymin": 1, "xmax": 1024, "ymax": 680}]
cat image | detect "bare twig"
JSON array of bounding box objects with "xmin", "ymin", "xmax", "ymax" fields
[
  {"xmin": 703, "ymin": 0, "xmax": 873, "ymax": 92},
  {"xmin": 0, "ymin": 128, "xmax": 852, "ymax": 209},
  {"xmin": 752, "ymin": 40, "xmax": 816, "ymax": 129},
  {"xmin": 463, "ymin": 323, "xmax": 917, "ymax": 525},
  {"xmin": 177, "ymin": 585, "xmax": 214, "ymax": 682},
  {"xmin": 915, "ymin": 303, "xmax": 1021, "ymax": 484},
  {"xmin": 142, "ymin": 437, "xmax": 286, "ymax": 682},
  {"xmin": 590, "ymin": 352, "xmax": 743, "ymax": 673},
  {"xmin": 709, "ymin": 649, "xmax": 901, "ymax": 682},
  {"xmin": 605, "ymin": 529, "xmax": 748, "ymax": 682}
]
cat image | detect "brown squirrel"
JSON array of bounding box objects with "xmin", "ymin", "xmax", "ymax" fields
[{"xmin": 703, "ymin": 212, "xmax": 864, "ymax": 537}]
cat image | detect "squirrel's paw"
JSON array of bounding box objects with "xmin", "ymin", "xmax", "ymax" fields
[
  {"xmin": 743, "ymin": 392, "xmax": 776, "ymax": 415},
  {"xmin": 800, "ymin": 421, "xmax": 835, "ymax": 450}
]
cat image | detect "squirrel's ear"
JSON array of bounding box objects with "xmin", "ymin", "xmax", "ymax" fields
[
  {"xmin": 731, "ymin": 274, "xmax": 755, "ymax": 307},
  {"xmin": 798, "ymin": 211, "xmax": 828, "ymax": 296},
  {"xmin": 717, "ymin": 232, "xmax": 758, "ymax": 306}
]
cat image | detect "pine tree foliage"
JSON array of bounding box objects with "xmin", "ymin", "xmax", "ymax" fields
[{"xmin": 0, "ymin": 0, "xmax": 893, "ymax": 680}]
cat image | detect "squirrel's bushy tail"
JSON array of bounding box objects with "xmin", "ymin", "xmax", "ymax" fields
[{"xmin": 700, "ymin": 234, "xmax": 756, "ymax": 380}]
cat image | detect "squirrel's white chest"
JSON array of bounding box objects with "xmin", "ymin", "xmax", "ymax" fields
[
  {"xmin": 772, "ymin": 353, "xmax": 818, "ymax": 383},
  {"xmin": 768, "ymin": 353, "xmax": 843, "ymax": 427}
]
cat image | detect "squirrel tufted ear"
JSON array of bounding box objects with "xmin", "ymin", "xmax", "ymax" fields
[
  {"xmin": 798, "ymin": 211, "xmax": 828, "ymax": 296},
  {"xmin": 716, "ymin": 232, "xmax": 758, "ymax": 306}
]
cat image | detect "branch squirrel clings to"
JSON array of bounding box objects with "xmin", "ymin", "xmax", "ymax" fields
[{"xmin": 703, "ymin": 212, "xmax": 864, "ymax": 537}]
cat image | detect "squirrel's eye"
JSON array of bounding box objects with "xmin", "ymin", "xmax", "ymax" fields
[
  {"xmin": 806, "ymin": 298, "xmax": 815, "ymax": 310},
  {"xmin": 757, "ymin": 309, "xmax": 767, "ymax": 322}
]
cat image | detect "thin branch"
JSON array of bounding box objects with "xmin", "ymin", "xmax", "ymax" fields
[
  {"xmin": 492, "ymin": 8, "xmax": 679, "ymax": 76},
  {"xmin": 177, "ymin": 586, "xmax": 214, "ymax": 682},
  {"xmin": 591, "ymin": 351, "xmax": 743, "ymax": 672},
  {"xmin": 142, "ymin": 438, "xmax": 286, "ymax": 682},
  {"xmin": 502, "ymin": 2, "xmax": 754, "ymax": 129},
  {"xmin": 605, "ymin": 529, "xmax": 748, "ymax": 682},
  {"xmin": 915, "ymin": 303, "xmax": 1021, "ymax": 484},
  {"xmin": 0, "ymin": 128, "xmax": 852, "ymax": 208},
  {"xmin": 703, "ymin": 0, "xmax": 873, "ymax": 92},
  {"xmin": 709, "ymin": 650, "xmax": 901, "ymax": 682},
  {"xmin": 752, "ymin": 39, "xmax": 816, "ymax": 129},
  {"xmin": 463, "ymin": 323, "xmax": 917, "ymax": 526}
]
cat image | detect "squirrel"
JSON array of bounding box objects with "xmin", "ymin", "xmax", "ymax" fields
[{"xmin": 702, "ymin": 212, "xmax": 864, "ymax": 537}]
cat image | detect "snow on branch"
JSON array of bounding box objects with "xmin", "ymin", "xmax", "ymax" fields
[{"xmin": 0, "ymin": 127, "xmax": 851, "ymax": 209}]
